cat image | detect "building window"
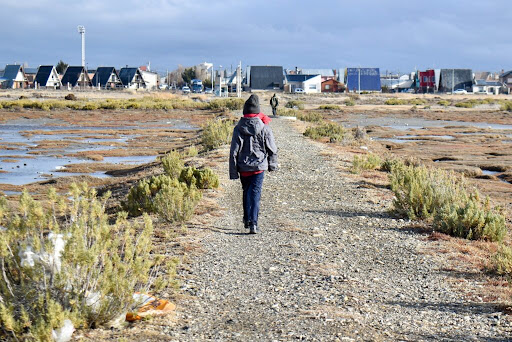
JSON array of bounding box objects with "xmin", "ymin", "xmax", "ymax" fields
[
  {"xmin": 309, "ymin": 84, "xmax": 316, "ymax": 89},
  {"xmin": 423, "ymin": 76, "xmax": 428, "ymax": 82},
  {"xmin": 325, "ymin": 85, "xmax": 330, "ymax": 90}
]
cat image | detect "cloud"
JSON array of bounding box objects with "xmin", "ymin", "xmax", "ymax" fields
[{"xmin": 0, "ymin": 0, "xmax": 511, "ymax": 72}]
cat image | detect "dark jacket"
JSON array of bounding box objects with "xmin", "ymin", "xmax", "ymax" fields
[
  {"xmin": 270, "ymin": 95, "xmax": 278, "ymax": 108},
  {"xmin": 229, "ymin": 117, "xmax": 278, "ymax": 179}
]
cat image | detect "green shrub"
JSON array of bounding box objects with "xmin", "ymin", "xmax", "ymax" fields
[
  {"xmin": 304, "ymin": 122, "xmax": 345, "ymax": 142},
  {"xmin": 390, "ymin": 161, "xmax": 465, "ymax": 220},
  {"xmin": 351, "ymin": 153, "xmax": 383, "ymax": 174},
  {"xmin": 201, "ymin": 119, "xmax": 234, "ymax": 150},
  {"xmin": 296, "ymin": 112, "xmax": 323, "ymax": 122},
  {"xmin": 345, "ymin": 99, "xmax": 355, "ymax": 106},
  {"xmin": 185, "ymin": 145, "xmax": 198, "ymax": 157},
  {"xmin": 380, "ymin": 158, "xmax": 402, "ymax": 173},
  {"xmin": 409, "ymin": 98, "xmax": 427, "ymax": 105},
  {"xmin": 318, "ymin": 104, "xmax": 341, "ymax": 110},
  {"xmin": 385, "ymin": 98, "xmax": 407, "ymax": 105},
  {"xmin": 438, "ymin": 100, "xmax": 451, "ymax": 106},
  {"xmin": 161, "ymin": 151, "xmax": 184, "ymax": 179},
  {"xmin": 491, "ymin": 245, "xmax": 512, "ymax": 276},
  {"xmin": 455, "ymin": 101, "xmax": 475, "ymax": 108},
  {"xmin": 434, "ymin": 193, "xmax": 506, "ymax": 242},
  {"xmin": 390, "ymin": 161, "xmax": 506, "ymax": 241},
  {"xmin": 276, "ymin": 108, "xmax": 298, "ymax": 116},
  {"xmin": 81, "ymin": 102, "xmax": 99, "ymax": 110},
  {"xmin": 179, "ymin": 166, "xmax": 219, "ymax": 189},
  {"xmin": 502, "ymin": 101, "xmax": 512, "ymax": 112},
  {"xmin": 125, "ymin": 174, "xmax": 177, "ymax": 216},
  {"xmin": 0, "ymin": 185, "xmax": 166, "ymax": 341},
  {"xmin": 285, "ymin": 100, "xmax": 305, "ymax": 110},
  {"xmin": 153, "ymin": 181, "xmax": 202, "ymax": 223},
  {"xmin": 208, "ymin": 98, "xmax": 245, "ymax": 111}
]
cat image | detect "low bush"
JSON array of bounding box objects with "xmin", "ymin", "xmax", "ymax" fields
[
  {"xmin": 345, "ymin": 99, "xmax": 355, "ymax": 106},
  {"xmin": 124, "ymin": 174, "xmax": 202, "ymax": 221},
  {"xmin": 179, "ymin": 166, "xmax": 219, "ymax": 189},
  {"xmin": 185, "ymin": 145, "xmax": 198, "ymax": 157},
  {"xmin": 304, "ymin": 122, "xmax": 345, "ymax": 142},
  {"xmin": 390, "ymin": 161, "xmax": 466, "ymax": 220},
  {"xmin": 208, "ymin": 98, "xmax": 245, "ymax": 111},
  {"xmin": 385, "ymin": 98, "xmax": 407, "ymax": 105},
  {"xmin": 502, "ymin": 101, "xmax": 512, "ymax": 112},
  {"xmin": 385, "ymin": 98, "xmax": 427, "ymax": 106},
  {"xmin": 153, "ymin": 180, "xmax": 202, "ymax": 223},
  {"xmin": 491, "ymin": 245, "xmax": 512, "ymax": 276},
  {"xmin": 434, "ymin": 193, "xmax": 506, "ymax": 242},
  {"xmin": 389, "ymin": 160, "xmax": 506, "ymax": 241},
  {"xmin": 276, "ymin": 108, "xmax": 298, "ymax": 117},
  {"xmin": 0, "ymin": 185, "xmax": 166, "ymax": 340},
  {"xmin": 161, "ymin": 151, "xmax": 184, "ymax": 179},
  {"xmin": 296, "ymin": 112, "xmax": 323, "ymax": 123},
  {"xmin": 285, "ymin": 100, "xmax": 305, "ymax": 110},
  {"xmin": 380, "ymin": 158, "xmax": 402, "ymax": 173},
  {"xmin": 201, "ymin": 119, "xmax": 234, "ymax": 151},
  {"xmin": 64, "ymin": 93, "xmax": 77, "ymax": 101},
  {"xmin": 455, "ymin": 101, "xmax": 475, "ymax": 108},
  {"xmin": 438, "ymin": 100, "xmax": 451, "ymax": 106},
  {"xmin": 351, "ymin": 153, "xmax": 383, "ymax": 174},
  {"xmin": 318, "ymin": 104, "xmax": 341, "ymax": 110},
  {"xmin": 409, "ymin": 98, "xmax": 428, "ymax": 106}
]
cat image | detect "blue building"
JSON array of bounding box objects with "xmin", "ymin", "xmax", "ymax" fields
[{"xmin": 346, "ymin": 68, "xmax": 381, "ymax": 92}]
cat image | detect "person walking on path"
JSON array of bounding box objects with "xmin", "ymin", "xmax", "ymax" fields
[
  {"xmin": 270, "ymin": 93, "xmax": 279, "ymax": 116},
  {"xmin": 229, "ymin": 95, "xmax": 278, "ymax": 234}
]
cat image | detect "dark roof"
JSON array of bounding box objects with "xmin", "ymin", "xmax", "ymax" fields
[
  {"xmin": 439, "ymin": 69, "xmax": 473, "ymax": 91},
  {"xmin": 346, "ymin": 68, "xmax": 381, "ymax": 91},
  {"xmin": 61, "ymin": 66, "xmax": 88, "ymax": 86},
  {"xmin": 24, "ymin": 68, "xmax": 38, "ymax": 75},
  {"xmin": 91, "ymin": 67, "xmax": 119, "ymax": 87},
  {"xmin": 119, "ymin": 67, "xmax": 139, "ymax": 86},
  {"xmin": 285, "ymin": 74, "xmax": 319, "ymax": 82},
  {"xmin": 2, "ymin": 65, "xmax": 24, "ymax": 87},
  {"xmin": 500, "ymin": 70, "xmax": 512, "ymax": 78},
  {"xmin": 3, "ymin": 65, "xmax": 22, "ymax": 80},
  {"xmin": 34, "ymin": 66, "xmax": 55, "ymax": 85},
  {"xmin": 250, "ymin": 66, "xmax": 284, "ymax": 89}
]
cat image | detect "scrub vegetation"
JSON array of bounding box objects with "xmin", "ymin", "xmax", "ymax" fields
[
  {"xmin": 0, "ymin": 97, "xmax": 245, "ymax": 112},
  {"xmin": 0, "ymin": 185, "xmax": 169, "ymax": 341},
  {"xmin": 388, "ymin": 160, "xmax": 506, "ymax": 242}
]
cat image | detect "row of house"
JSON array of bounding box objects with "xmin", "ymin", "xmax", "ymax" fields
[
  {"xmin": 244, "ymin": 66, "xmax": 512, "ymax": 94},
  {"xmin": 245, "ymin": 66, "xmax": 382, "ymax": 94},
  {"xmin": 0, "ymin": 64, "xmax": 160, "ymax": 90}
]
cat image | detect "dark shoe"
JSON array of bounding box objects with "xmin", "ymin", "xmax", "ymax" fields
[
  {"xmin": 249, "ymin": 224, "xmax": 258, "ymax": 234},
  {"xmin": 244, "ymin": 221, "xmax": 251, "ymax": 229}
]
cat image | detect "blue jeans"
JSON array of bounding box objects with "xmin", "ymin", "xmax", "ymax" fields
[{"xmin": 240, "ymin": 172, "xmax": 264, "ymax": 226}]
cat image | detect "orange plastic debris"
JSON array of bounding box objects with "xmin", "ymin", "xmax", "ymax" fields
[{"xmin": 126, "ymin": 293, "xmax": 176, "ymax": 322}]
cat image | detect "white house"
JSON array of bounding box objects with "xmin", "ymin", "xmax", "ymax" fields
[
  {"xmin": 34, "ymin": 65, "xmax": 62, "ymax": 89},
  {"xmin": 285, "ymin": 74, "xmax": 322, "ymax": 93},
  {"xmin": 472, "ymin": 80, "xmax": 504, "ymax": 95},
  {"xmin": 140, "ymin": 70, "xmax": 159, "ymax": 90}
]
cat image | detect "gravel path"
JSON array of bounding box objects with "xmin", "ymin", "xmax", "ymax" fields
[{"xmin": 168, "ymin": 108, "xmax": 512, "ymax": 341}]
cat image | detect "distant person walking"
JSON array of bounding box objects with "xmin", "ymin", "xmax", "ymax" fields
[
  {"xmin": 270, "ymin": 93, "xmax": 279, "ymax": 116},
  {"xmin": 230, "ymin": 95, "xmax": 278, "ymax": 234}
]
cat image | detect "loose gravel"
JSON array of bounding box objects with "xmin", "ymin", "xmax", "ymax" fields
[{"xmin": 167, "ymin": 108, "xmax": 512, "ymax": 341}]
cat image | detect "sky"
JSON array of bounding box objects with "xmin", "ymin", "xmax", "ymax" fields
[{"xmin": 0, "ymin": 0, "xmax": 511, "ymax": 74}]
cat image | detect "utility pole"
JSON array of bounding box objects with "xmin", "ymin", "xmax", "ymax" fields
[
  {"xmin": 452, "ymin": 68, "xmax": 455, "ymax": 93},
  {"xmin": 77, "ymin": 26, "xmax": 85, "ymax": 69},
  {"xmin": 358, "ymin": 67, "xmax": 361, "ymax": 94},
  {"xmin": 236, "ymin": 61, "xmax": 242, "ymax": 98}
]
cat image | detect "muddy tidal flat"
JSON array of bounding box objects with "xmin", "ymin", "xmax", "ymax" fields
[{"xmin": 0, "ymin": 105, "xmax": 215, "ymax": 195}]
